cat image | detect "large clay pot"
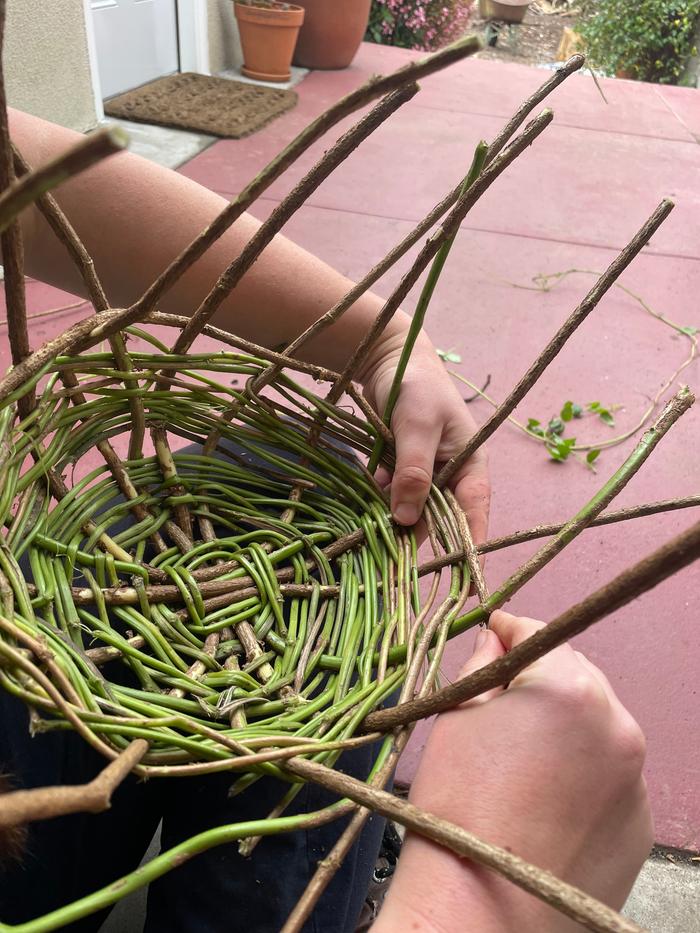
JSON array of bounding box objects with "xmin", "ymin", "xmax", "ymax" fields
[
  {"xmin": 485, "ymin": 0, "xmax": 530, "ymax": 23},
  {"xmin": 234, "ymin": 1, "xmax": 305, "ymax": 83},
  {"xmin": 292, "ymin": 0, "xmax": 371, "ymax": 70}
]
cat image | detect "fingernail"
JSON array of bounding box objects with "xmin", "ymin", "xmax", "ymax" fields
[
  {"xmin": 394, "ymin": 502, "xmax": 419, "ymax": 526},
  {"xmin": 474, "ymin": 628, "xmax": 489, "ymax": 652}
]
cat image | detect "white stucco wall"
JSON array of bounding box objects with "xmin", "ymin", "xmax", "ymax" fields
[
  {"xmin": 4, "ymin": 0, "xmax": 98, "ymax": 131},
  {"xmin": 3, "ymin": 1, "xmax": 240, "ymax": 132},
  {"xmin": 207, "ymin": 0, "xmax": 243, "ymax": 72}
]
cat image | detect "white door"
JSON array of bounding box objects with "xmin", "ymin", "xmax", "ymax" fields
[{"xmin": 92, "ymin": 0, "xmax": 180, "ymax": 99}]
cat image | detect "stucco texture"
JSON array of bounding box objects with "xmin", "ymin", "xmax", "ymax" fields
[
  {"xmin": 5, "ymin": 0, "xmax": 97, "ymax": 131},
  {"xmin": 207, "ymin": 0, "xmax": 242, "ymax": 72}
]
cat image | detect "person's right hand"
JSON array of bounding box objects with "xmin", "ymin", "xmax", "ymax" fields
[{"xmin": 374, "ymin": 611, "xmax": 653, "ymax": 932}]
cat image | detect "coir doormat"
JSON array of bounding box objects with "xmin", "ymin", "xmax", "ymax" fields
[{"xmin": 104, "ymin": 72, "xmax": 298, "ymax": 139}]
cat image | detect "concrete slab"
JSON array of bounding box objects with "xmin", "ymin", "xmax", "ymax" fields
[
  {"xmin": 656, "ymin": 83, "xmax": 700, "ymax": 141},
  {"xmin": 624, "ymin": 854, "xmax": 700, "ymax": 932},
  {"xmin": 103, "ymin": 117, "xmax": 216, "ymax": 169},
  {"xmin": 217, "ymin": 64, "xmax": 309, "ymax": 92},
  {"xmin": 181, "ymin": 72, "xmax": 700, "ymax": 260},
  {"xmin": 417, "ymin": 59, "xmax": 697, "ymax": 144}
]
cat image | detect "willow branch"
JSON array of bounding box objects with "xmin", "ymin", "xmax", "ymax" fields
[
  {"xmin": 129, "ymin": 35, "xmax": 482, "ymax": 322},
  {"xmin": 0, "ymin": 740, "xmax": 147, "ymax": 827},
  {"xmin": 0, "ymin": 1, "xmax": 31, "ymax": 416},
  {"xmin": 479, "ymin": 493, "xmax": 700, "ymax": 554},
  {"xmin": 285, "ymin": 757, "xmax": 642, "ymax": 933},
  {"xmin": 485, "ymin": 54, "xmax": 584, "ymax": 164},
  {"xmin": 363, "ymin": 511, "xmax": 700, "ymax": 732},
  {"xmin": 0, "ymin": 127, "xmax": 127, "ymax": 235},
  {"xmin": 282, "ymin": 735, "xmax": 411, "ymax": 933},
  {"xmin": 251, "ymin": 56, "xmax": 586, "ymax": 399},
  {"xmin": 437, "ymin": 198, "xmax": 675, "ymax": 487},
  {"xmin": 326, "ymin": 109, "xmax": 554, "ymax": 404},
  {"xmin": 173, "ymin": 84, "xmax": 418, "ymax": 355}
]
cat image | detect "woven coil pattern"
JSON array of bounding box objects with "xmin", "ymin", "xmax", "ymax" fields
[{"xmin": 0, "ymin": 335, "xmax": 467, "ymax": 777}]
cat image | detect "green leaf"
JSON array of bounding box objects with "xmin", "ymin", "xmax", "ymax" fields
[
  {"xmin": 548, "ymin": 417, "xmax": 565, "ymax": 435},
  {"xmin": 599, "ymin": 410, "xmax": 615, "ymax": 426},
  {"xmin": 680, "ymin": 325, "xmax": 698, "ymax": 336},
  {"xmin": 586, "ymin": 449, "xmax": 601, "ymax": 464},
  {"xmin": 546, "ymin": 437, "xmax": 574, "ymax": 461},
  {"xmin": 436, "ymin": 348, "xmax": 462, "ymax": 364},
  {"xmin": 546, "ymin": 444, "xmax": 566, "ymax": 461},
  {"xmin": 587, "ymin": 401, "xmax": 601, "ymax": 411},
  {"xmin": 560, "ymin": 400, "xmax": 574, "ymax": 422}
]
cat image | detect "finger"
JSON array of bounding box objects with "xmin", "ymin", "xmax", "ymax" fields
[
  {"xmin": 374, "ymin": 465, "xmax": 392, "ymax": 489},
  {"xmin": 489, "ymin": 610, "xmax": 546, "ymax": 648},
  {"xmin": 488, "ymin": 610, "xmax": 579, "ymax": 684},
  {"xmin": 450, "ymin": 448, "xmax": 490, "ymax": 546},
  {"xmin": 390, "ymin": 417, "xmax": 442, "ymax": 526},
  {"xmin": 457, "ymin": 626, "xmax": 506, "ymax": 704}
]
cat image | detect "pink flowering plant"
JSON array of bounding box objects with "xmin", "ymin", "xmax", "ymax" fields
[{"xmin": 366, "ymin": 0, "xmax": 474, "ymax": 51}]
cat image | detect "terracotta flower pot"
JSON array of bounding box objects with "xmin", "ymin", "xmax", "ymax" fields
[
  {"xmin": 292, "ymin": 0, "xmax": 371, "ymax": 70},
  {"xmin": 485, "ymin": 0, "xmax": 530, "ymax": 23},
  {"xmin": 234, "ymin": 1, "xmax": 305, "ymax": 83}
]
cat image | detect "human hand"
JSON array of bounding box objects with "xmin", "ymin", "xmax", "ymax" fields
[
  {"xmin": 374, "ymin": 611, "xmax": 652, "ymax": 932},
  {"xmin": 361, "ymin": 328, "xmax": 490, "ymax": 543}
]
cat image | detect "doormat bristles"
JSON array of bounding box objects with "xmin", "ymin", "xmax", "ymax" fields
[{"xmin": 105, "ymin": 72, "xmax": 297, "ymax": 139}]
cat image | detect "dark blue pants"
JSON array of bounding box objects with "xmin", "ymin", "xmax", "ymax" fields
[{"xmin": 0, "ymin": 689, "xmax": 385, "ymax": 933}]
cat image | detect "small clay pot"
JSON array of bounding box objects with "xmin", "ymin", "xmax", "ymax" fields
[
  {"xmin": 485, "ymin": 0, "xmax": 530, "ymax": 24},
  {"xmin": 234, "ymin": 1, "xmax": 305, "ymax": 83},
  {"xmin": 292, "ymin": 0, "xmax": 372, "ymax": 70}
]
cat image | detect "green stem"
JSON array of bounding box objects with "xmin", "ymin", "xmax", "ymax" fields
[
  {"xmin": 367, "ymin": 141, "xmax": 489, "ymax": 473},
  {"xmin": 0, "ymin": 805, "xmax": 348, "ymax": 933}
]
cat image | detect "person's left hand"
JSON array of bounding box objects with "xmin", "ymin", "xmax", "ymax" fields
[{"xmin": 360, "ymin": 328, "xmax": 490, "ymax": 544}]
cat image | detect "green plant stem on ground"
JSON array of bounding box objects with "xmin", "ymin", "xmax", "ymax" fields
[{"xmin": 450, "ymin": 269, "xmax": 698, "ymax": 468}]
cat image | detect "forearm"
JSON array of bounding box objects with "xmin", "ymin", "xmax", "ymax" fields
[
  {"xmin": 373, "ymin": 838, "xmax": 577, "ymax": 933},
  {"xmin": 8, "ymin": 108, "xmax": 412, "ymax": 375}
]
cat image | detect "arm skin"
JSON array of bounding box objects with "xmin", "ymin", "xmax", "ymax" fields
[
  {"xmin": 7, "ymin": 109, "xmax": 489, "ymax": 538},
  {"xmin": 374, "ymin": 612, "xmax": 653, "ymax": 933}
]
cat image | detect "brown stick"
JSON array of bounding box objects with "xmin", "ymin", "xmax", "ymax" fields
[
  {"xmin": 128, "ymin": 35, "xmax": 482, "ymax": 322},
  {"xmin": 253, "ymin": 56, "xmax": 586, "ymax": 395},
  {"xmin": 437, "ymin": 198, "xmax": 675, "ymax": 486},
  {"xmin": 282, "ymin": 557, "xmax": 470, "ymax": 932},
  {"xmin": 0, "ymin": 0, "xmax": 31, "ymax": 417},
  {"xmin": 0, "ymin": 740, "xmax": 148, "ymax": 828},
  {"xmin": 479, "ymin": 493, "xmax": 700, "ymax": 554},
  {"xmin": 325, "ymin": 109, "xmax": 554, "ymax": 405},
  {"xmin": 285, "ymin": 756, "xmax": 643, "ymax": 933},
  {"xmin": 71, "ymin": 493, "xmax": 700, "ymax": 618},
  {"xmin": 0, "ymin": 127, "xmax": 127, "ymax": 234},
  {"xmin": 282, "ymin": 736, "xmax": 410, "ymax": 933},
  {"xmin": 173, "ymin": 84, "xmax": 418, "ymax": 356},
  {"xmin": 415, "ymin": 493, "xmax": 700, "ymax": 578},
  {"xmin": 363, "ymin": 513, "xmax": 700, "ymax": 733},
  {"xmin": 12, "ymin": 143, "xmax": 149, "ymax": 463},
  {"xmin": 445, "ymin": 488, "xmax": 489, "ymax": 603}
]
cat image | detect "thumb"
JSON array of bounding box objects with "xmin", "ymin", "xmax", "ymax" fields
[
  {"xmin": 390, "ymin": 423, "xmax": 442, "ymax": 526},
  {"xmin": 456, "ymin": 626, "xmax": 506, "ymax": 705}
]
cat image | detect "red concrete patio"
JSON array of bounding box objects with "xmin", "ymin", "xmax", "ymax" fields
[{"xmin": 5, "ymin": 43, "xmax": 700, "ymax": 851}]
